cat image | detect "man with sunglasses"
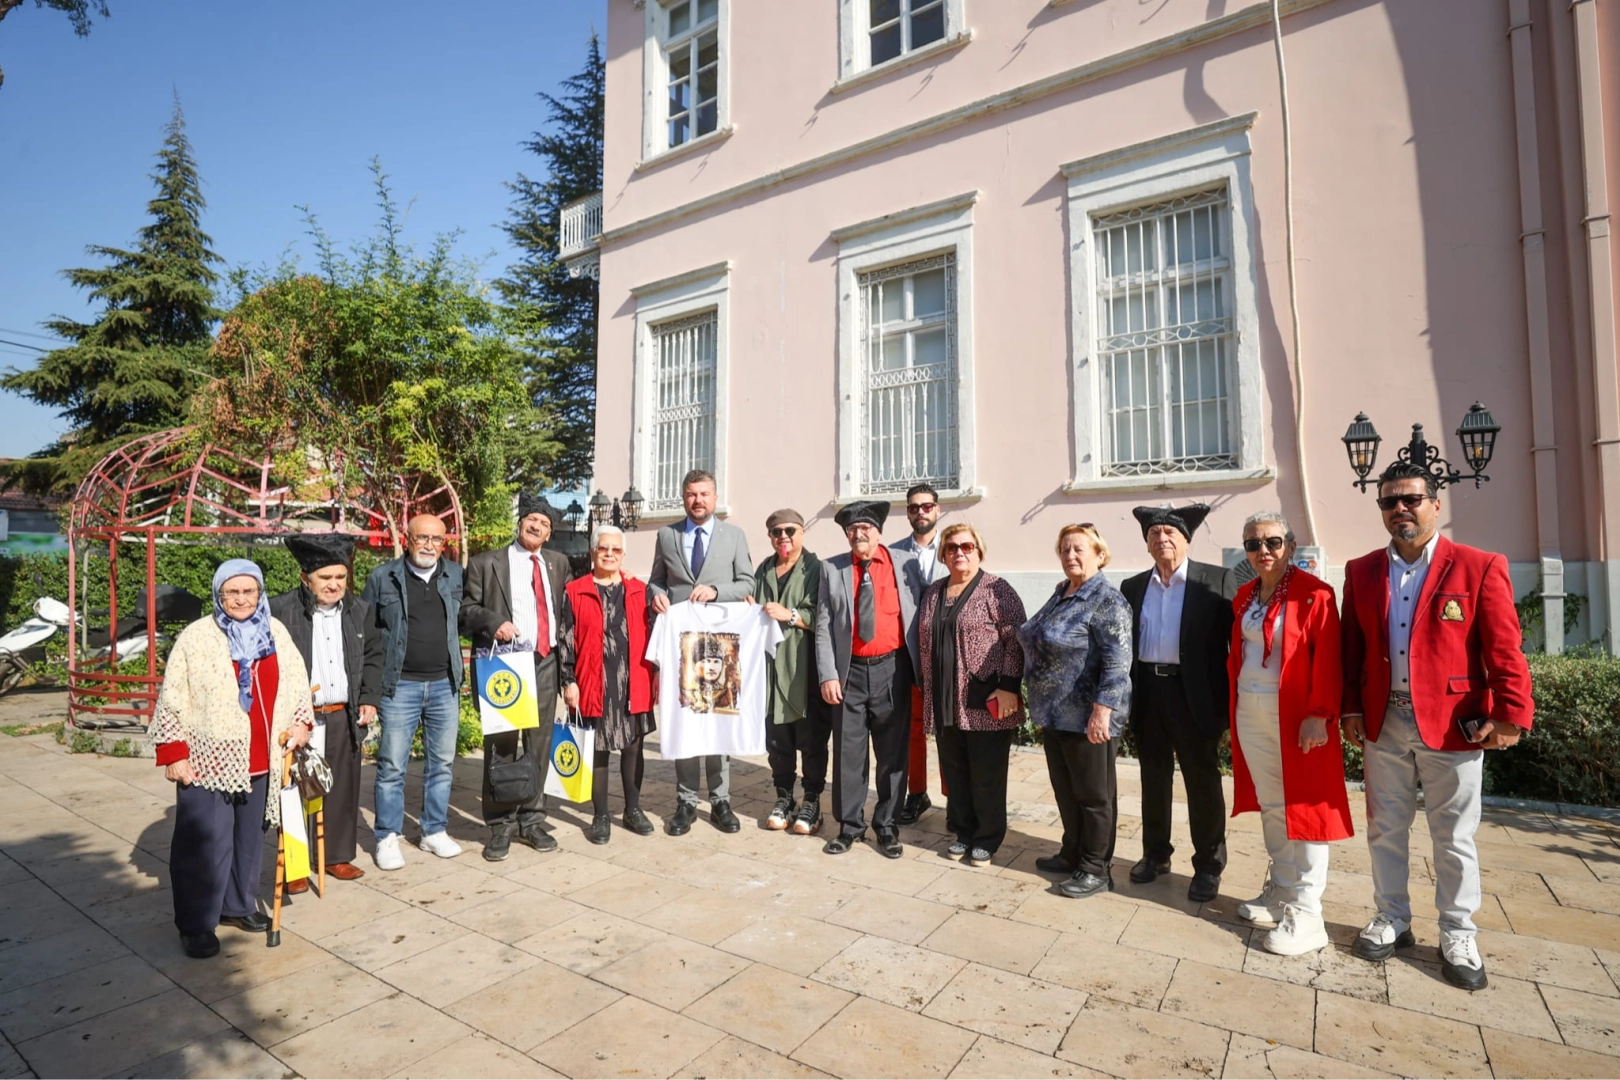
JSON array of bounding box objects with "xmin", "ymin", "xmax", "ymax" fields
[
  {"xmin": 1340, "ymin": 462, "xmax": 1532, "ymax": 991},
  {"xmin": 890, "ymin": 483, "xmax": 950, "ymax": 825}
]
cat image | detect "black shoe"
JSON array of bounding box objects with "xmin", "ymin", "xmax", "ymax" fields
[
  {"xmin": 181, "ymin": 931, "xmax": 219, "ymax": 959},
  {"xmin": 1059, "ymin": 871, "xmax": 1112, "ymax": 899},
  {"xmin": 1187, "ymin": 871, "xmax": 1221, "ymax": 903},
  {"xmin": 824, "ymin": 831, "xmax": 863, "ymax": 855},
  {"xmin": 790, "ymin": 798, "xmax": 823, "ymax": 836},
  {"xmin": 897, "ymin": 792, "xmax": 932, "ymax": 825},
  {"xmin": 219, "ymin": 912, "xmax": 271, "ymax": 933},
  {"xmin": 710, "ymin": 800, "xmax": 741, "ymax": 833},
  {"xmin": 588, "ymin": 814, "xmax": 612, "ymax": 845},
  {"xmin": 623, "ymin": 807, "xmax": 655, "ymax": 836},
  {"xmin": 876, "ymin": 830, "xmax": 904, "ymax": 859},
  {"xmin": 516, "ymin": 825, "xmax": 558, "ymax": 852},
  {"xmin": 1352, "ymin": 926, "xmax": 1417, "ymax": 962},
  {"xmin": 1129, "ymin": 856, "xmax": 1172, "ymax": 884},
  {"xmin": 483, "ymin": 828, "xmax": 512, "ymax": 862},
  {"xmin": 1036, "ymin": 855, "xmax": 1077, "ymax": 875},
  {"xmin": 669, "ymin": 804, "xmax": 696, "ymax": 836},
  {"xmin": 765, "ymin": 792, "xmax": 797, "ymax": 830},
  {"xmin": 1442, "ymin": 952, "xmax": 1489, "ymax": 992}
]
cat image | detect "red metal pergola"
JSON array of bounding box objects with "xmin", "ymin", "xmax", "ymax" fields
[{"xmin": 67, "ymin": 429, "xmax": 464, "ymax": 730}]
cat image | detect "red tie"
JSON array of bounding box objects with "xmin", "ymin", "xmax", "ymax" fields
[{"xmin": 531, "ymin": 554, "xmax": 551, "ymax": 658}]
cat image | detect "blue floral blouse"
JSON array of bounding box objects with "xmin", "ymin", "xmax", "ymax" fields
[{"xmin": 1018, "ymin": 573, "xmax": 1133, "ymax": 736}]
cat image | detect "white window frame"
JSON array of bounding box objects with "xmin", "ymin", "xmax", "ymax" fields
[
  {"xmin": 1062, "ymin": 113, "xmax": 1269, "ymax": 493},
  {"xmin": 833, "ymin": 192, "xmax": 978, "ymax": 502},
  {"xmin": 836, "ymin": 0, "xmax": 967, "ymax": 85},
  {"xmin": 630, "ymin": 262, "xmax": 732, "ymax": 520},
  {"xmin": 640, "ymin": 0, "xmax": 731, "ymax": 165}
]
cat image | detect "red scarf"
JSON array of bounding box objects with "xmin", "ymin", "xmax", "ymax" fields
[{"xmin": 1244, "ymin": 565, "xmax": 1293, "ymax": 667}]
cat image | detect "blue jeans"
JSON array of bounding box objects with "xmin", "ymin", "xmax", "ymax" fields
[{"xmin": 374, "ymin": 677, "xmax": 458, "ymax": 841}]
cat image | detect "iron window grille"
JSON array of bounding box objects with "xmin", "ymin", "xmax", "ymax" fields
[
  {"xmin": 649, "ymin": 310, "xmax": 718, "ymax": 511},
  {"xmin": 860, "ymin": 252, "xmax": 959, "ymax": 494}
]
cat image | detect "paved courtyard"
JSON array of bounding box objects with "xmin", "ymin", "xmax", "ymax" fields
[{"xmin": 4, "ymin": 689, "xmax": 1620, "ymax": 1078}]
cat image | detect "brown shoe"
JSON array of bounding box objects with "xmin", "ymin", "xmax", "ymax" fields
[
  {"xmin": 285, "ymin": 878, "xmax": 309, "ymax": 895},
  {"xmin": 327, "ymin": 862, "xmax": 365, "ymax": 881}
]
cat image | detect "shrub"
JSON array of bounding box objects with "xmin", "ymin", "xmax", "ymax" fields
[{"xmin": 1484, "ymin": 651, "xmax": 1620, "ymax": 806}]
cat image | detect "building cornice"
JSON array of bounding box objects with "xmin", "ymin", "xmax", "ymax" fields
[
  {"xmin": 1060, "ymin": 111, "xmax": 1258, "ymax": 179},
  {"xmin": 628, "ymin": 260, "xmax": 731, "ymax": 299},
  {"xmin": 829, "ymin": 190, "xmax": 979, "ymax": 244},
  {"xmin": 600, "ymin": 0, "xmax": 1336, "ymax": 248}
]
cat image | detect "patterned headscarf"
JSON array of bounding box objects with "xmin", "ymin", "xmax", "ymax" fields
[{"xmin": 212, "ymin": 559, "xmax": 276, "ymax": 713}]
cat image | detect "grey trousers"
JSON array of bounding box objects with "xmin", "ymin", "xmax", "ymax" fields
[
  {"xmin": 482, "ymin": 652, "xmax": 559, "ymax": 829},
  {"xmin": 1363, "ymin": 699, "xmax": 1484, "ymax": 936},
  {"xmin": 832, "ymin": 650, "xmax": 913, "ymax": 835},
  {"xmin": 676, "ymin": 755, "xmax": 731, "ymax": 807}
]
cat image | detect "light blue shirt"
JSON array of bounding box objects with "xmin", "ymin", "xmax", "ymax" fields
[
  {"xmin": 681, "ymin": 517, "xmax": 714, "ymax": 577},
  {"xmin": 1387, "ymin": 533, "xmax": 1440, "ymax": 693}
]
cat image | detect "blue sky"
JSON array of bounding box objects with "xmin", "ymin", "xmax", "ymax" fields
[{"xmin": 0, "ymin": 0, "xmax": 606, "ymax": 459}]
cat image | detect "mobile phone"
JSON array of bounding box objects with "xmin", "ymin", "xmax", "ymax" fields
[
  {"xmin": 986, "ymin": 697, "xmax": 1001, "ymax": 720},
  {"xmin": 1458, "ymin": 717, "xmax": 1488, "ymax": 743}
]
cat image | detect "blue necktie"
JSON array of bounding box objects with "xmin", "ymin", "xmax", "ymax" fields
[{"xmin": 690, "ymin": 526, "xmax": 707, "ymax": 580}]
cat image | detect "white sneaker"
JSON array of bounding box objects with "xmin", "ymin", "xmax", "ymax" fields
[
  {"xmin": 374, "ymin": 834, "xmax": 405, "ymax": 871},
  {"xmin": 418, "ymin": 832, "xmax": 463, "ymax": 859},
  {"xmin": 1440, "ymin": 932, "xmax": 1488, "ymax": 991},
  {"xmin": 1237, "ymin": 879, "xmax": 1286, "ymax": 927},
  {"xmin": 1352, "ymin": 912, "xmax": 1414, "ymax": 961},
  {"xmin": 1264, "ymin": 904, "xmax": 1330, "ymax": 956}
]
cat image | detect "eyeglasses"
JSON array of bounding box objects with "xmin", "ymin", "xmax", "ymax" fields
[
  {"xmin": 595, "ymin": 545, "xmax": 624, "ymax": 555},
  {"xmin": 906, "ymin": 501, "xmax": 937, "ymax": 514},
  {"xmin": 220, "ymin": 588, "xmax": 260, "ymax": 601},
  {"xmin": 845, "ymin": 523, "xmax": 876, "ymax": 535},
  {"xmin": 768, "ymin": 526, "xmax": 800, "ymax": 539},
  {"xmin": 1375, "ymin": 493, "xmax": 1431, "ymax": 512},
  {"xmin": 409, "ymin": 534, "xmax": 447, "ymax": 546},
  {"xmin": 1242, "ymin": 537, "xmax": 1289, "ymax": 553},
  {"xmin": 943, "ymin": 541, "xmax": 977, "ymax": 556}
]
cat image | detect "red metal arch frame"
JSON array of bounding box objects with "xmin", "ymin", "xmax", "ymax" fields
[{"xmin": 67, "ymin": 429, "xmax": 464, "ymax": 729}]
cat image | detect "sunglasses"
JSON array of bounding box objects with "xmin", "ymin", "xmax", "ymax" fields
[
  {"xmin": 1375, "ymin": 493, "xmax": 1431, "ymax": 512},
  {"xmin": 1242, "ymin": 537, "xmax": 1289, "ymax": 553},
  {"xmin": 768, "ymin": 526, "xmax": 800, "ymax": 539},
  {"xmin": 943, "ymin": 541, "xmax": 977, "ymax": 556},
  {"xmin": 906, "ymin": 501, "xmax": 938, "ymax": 514}
]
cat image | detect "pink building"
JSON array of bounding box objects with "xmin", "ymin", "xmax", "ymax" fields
[{"xmin": 566, "ymin": 0, "xmax": 1620, "ymax": 653}]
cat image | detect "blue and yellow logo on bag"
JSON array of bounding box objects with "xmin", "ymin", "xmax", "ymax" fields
[
  {"xmin": 476, "ymin": 655, "xmax": 539, "ymax": 731},
  {"xmin": 553, "ymin": 735, "xmax": 580, "ymax": 778},
  {"xmin": 548, "ymin": 723, "xmax": 592, "ymax": 802}
]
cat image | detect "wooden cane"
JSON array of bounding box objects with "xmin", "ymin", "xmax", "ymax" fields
[{"xmin": 268, "ymin": 733, "xmax": 293, "ymax": 948}]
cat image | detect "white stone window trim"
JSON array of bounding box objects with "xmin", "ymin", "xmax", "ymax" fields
[
  {"xmin": 836, "ymin": 0, "xmax": 967, "ymax": 84},
  {"xmin": 630, "ymin": 261, "xmax": 733, "ymax": 524},
  {"xmin": 833, "ymin": 191, "xmax": 978, "ymax": 503},
  {"xmin": 1062, "ymin": 112, "xmax": 1270, "ymax": 494},
  {"xmin": 640, "ymin": 0, "xmax": 732, "ymax": 166}
]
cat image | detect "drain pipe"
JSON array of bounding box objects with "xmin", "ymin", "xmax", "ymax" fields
[
  {"xmin": 1507, "ymin": 0, "xmax": 1565, "ymax": 653},
  {"xmin": 1570, "ymin": 0, "xmax": 1620, "ymax": 653}
]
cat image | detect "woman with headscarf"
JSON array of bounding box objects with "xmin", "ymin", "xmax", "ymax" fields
[{"xmin": 153, "ymin": 560, "xmax": 314, "ymax": 959}]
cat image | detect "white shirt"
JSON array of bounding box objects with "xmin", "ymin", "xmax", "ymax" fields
[
  {"xmin": 1138, "ymin": 559, "xmax": 1188, "ymax": 665},
  {"xmin": 1387, "ymin": 533, "xmax": 1440, "ymax": 693},
  {"xmin": 681, "ymin": 517, "xmax": 714, "ymax": 578},
  {"xmin": 309, "ymin": 602, "xmax": 348, "ymax": 706},
  {"xmin": 507, "ymin": 542, "xmax": 558, "ymax": 651},
  {"xmin": 645, "ymin": 600, "xmax": 783, "ymax": 758},
  {"xmin": 1237, "ymin": 602, "xmax": 1283, "ymax": 696},
  {"xmin": 911, "ymin": 536, "xmax": 944, "ymax": 584}
]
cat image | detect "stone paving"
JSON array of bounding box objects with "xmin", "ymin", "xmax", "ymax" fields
[{"xmin": 5, "ymin": 687, "xmax": 1620, "ymax": 1078}]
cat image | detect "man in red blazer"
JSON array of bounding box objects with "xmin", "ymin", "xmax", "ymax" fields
[{"xmin": 1340, "ymin": 462, "xmax": 1532, "ymax": 992}]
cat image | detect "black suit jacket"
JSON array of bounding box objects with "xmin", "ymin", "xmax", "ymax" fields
[
  {"xmin": 1119, "ymin": 559, "xmax": 1235, "ymax": 738},
  {"xmin": 459, "ymin": 544, "xmax": 575, "ymax": 674},
  {"xmin": 267, "ymin": 587, "xmax": 383, "ymax": 746}
]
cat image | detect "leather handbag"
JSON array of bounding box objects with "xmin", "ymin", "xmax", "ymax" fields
[
  {"xmin": 290, "ymin": 744, "xmax": 334, "ymax": 802},
  {"xmin": 488, "ymin": 739, "xmax": 540, "ymax": 806}
]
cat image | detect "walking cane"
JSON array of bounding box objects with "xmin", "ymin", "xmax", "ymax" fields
[{"xmin": 268, "ymin": 732, "xmax": 293, "ymax": 948}]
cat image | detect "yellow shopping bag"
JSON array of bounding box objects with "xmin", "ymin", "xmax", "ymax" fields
[{"xmin": 543, "ymin": 713, "xmax": 594, "ymax": 804}]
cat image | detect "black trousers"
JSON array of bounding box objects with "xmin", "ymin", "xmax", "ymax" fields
[
  {"xmin": 936, "ymin": 725, "xmax": 1013, "ymax": 853},
  {"xmin": 171, "ymin": 773, "xmax": 268, "ymax": 936},
  {"xmin": 308, "ymin": 707, "xmax": 361, "ymax": 866},
  {"xmin": 482, "ymin": 651, "xmax": 559, "ymax": 830},
  {"xmin": 1044, "ymin": 730, "xmax": 1118, "ymax": 877},
  {"xmin": 1135, "ymin": 669, "xmax": 1227, "ymax": 876},
  {"xmin": 767, "ymin": 703, "xmax": 833, "ymax": 798},
  {"xmin": 832, "ymin": 650, "xmax": 913, "ymax": 835}
]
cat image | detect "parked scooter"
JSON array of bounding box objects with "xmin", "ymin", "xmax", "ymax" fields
[
  {"xmin": 0, "ymin": 584, "xmax": 204, "ymax": 698},
  {"xmin": 0, "ymin": 597, "xmax": 73, "ymax": 695}
]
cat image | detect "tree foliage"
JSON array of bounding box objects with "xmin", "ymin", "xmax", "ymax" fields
[
  {"xmin": 0, "ymin": 0, "xmax": 109, "ymax": 87},
  {"xmin": 2, "ymin": 97, "xmax": 219, "ymax": 494},
  {"xmin": 496, "ymin": 35, "xmax": 604, "ymax": 489},
  {"xmin": 196, "ymin": 162, "xmax": 552, "ymax": 551}
]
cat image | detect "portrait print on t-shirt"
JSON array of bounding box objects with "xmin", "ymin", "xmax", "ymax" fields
[{"xmin": 680, "ymin": 631, "xmax": 740, "ymax": 714}]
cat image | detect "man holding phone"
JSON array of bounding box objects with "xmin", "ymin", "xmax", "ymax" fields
[{"xmin": 1339, "ymin": 462, "xmax": 1532, "ymax": 991}]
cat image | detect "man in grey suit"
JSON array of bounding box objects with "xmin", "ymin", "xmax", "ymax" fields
[
  {"xmin": 888, "ymin": 482, "xmax": 949, "ymax": 825},
  {"xmin": 460, "ymin": 495, "xmax": 574, "ymax": 862},
  {"xmin": 648, "ymin": 469, "xmax": 755, "ymax": 835},
  {"xmin": 816, "ymin": 500, "xmax": 924, "ymax": 859}
]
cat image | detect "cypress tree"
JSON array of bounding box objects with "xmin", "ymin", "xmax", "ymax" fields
[
  {"xmin": 496, "ymin": 35, "xmax": 604, "ymax": 489},
  {"xmin": 3, "ymin": 96, "xmax": 220, "ymax": 493}
]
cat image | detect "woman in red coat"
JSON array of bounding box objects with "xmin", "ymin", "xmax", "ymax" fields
[
  {"xmin": 564, "ymin": 526, "xmax": 657, "ymax": 845},
  {"xmin": 1228, "ymin": 511, "xmax": 1351, "ymax": 956}
]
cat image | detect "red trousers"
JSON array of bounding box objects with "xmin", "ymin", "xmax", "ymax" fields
[{"xmin": 908, "ymin": 686, "xmax": 947, "ymax": 796}]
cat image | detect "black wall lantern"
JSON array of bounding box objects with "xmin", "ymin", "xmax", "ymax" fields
[
  {"xmin": 1341, "ymin": 402, "xmax": 1500, "ymax": 493},
  {"xmin": 588, "ymin": 486, "xmax": 644, "ymax": 531}
]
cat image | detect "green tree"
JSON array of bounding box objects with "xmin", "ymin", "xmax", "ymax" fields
[
  {"xmin": 2, "ymin": 97, "xmax": 219, "ymax": 494},
  {"xmin": 0, "ymin": 0, "xmax": 109, "ymax": 87},
  {"xmin": 496, "ymin": 35, "xmax": 604, "ymax": 489},
  {"xmin": 199, "ymin": 163, "xmax": 551, "ymax": 551}
]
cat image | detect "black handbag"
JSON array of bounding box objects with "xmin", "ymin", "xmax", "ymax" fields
[{"xmin": 487, "ymin": 739, "xmax": 540, "ymax": 805}]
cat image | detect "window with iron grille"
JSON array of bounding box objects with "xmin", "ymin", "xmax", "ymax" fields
[
  {"xmin": 1093, "ymin": 187, "xmax": 1236, "ymax": 477},
  {"xmin": 650, "ymin": 311, "xmax": 717, "ymax": 510},
  {"xmin": 868, "ymin": 0, "xmax": 946, "ymax": 66},
  {"xmin": 860, "ymin": 254, "xmax": 959, "ymax": 494},
  {"xmin": 665, "ymin": 0, "xmax": 719, "ymax": 149}
]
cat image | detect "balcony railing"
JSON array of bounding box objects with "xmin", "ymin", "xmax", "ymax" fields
[{"xmin": 560, "ymin": 191, "xmax": 602, "ymax": 279}]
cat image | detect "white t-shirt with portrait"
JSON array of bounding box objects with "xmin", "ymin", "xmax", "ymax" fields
[{"xmin": 645, "ymin": 601, "xmax": 783, "ymax": 759}]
